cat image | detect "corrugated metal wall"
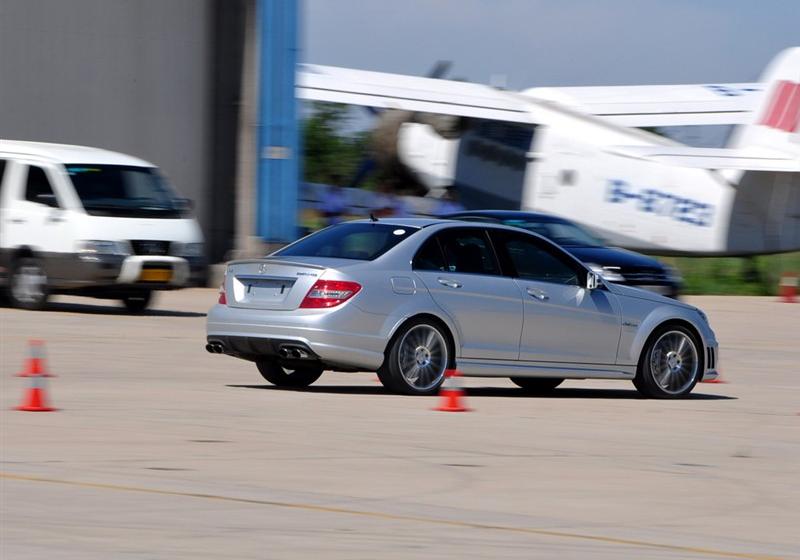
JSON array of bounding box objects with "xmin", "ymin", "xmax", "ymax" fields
[{"xmin": 0, "ymin": 0, "xmax": 244, "ymax": 261}]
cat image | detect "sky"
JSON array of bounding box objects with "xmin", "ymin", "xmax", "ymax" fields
[{"xmin": 304, "ymin": 0, "xmax": 799, "ymax": 90}]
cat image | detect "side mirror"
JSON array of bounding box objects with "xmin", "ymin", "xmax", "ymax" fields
[{"xmin": 586, "ymin": 271, "xmax": 601, "ymax": 290}]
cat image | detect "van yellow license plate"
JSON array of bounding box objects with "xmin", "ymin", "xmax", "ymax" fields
[{"xmin": 139, "ymin": 269, "xmax": 172, "ymax": 282}]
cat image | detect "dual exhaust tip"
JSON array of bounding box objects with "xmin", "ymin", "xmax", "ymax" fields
[
  {"xmin": 205, "ymin": 342, "xmax": 224, "ymax": 354},
  {"xmin": 205, "ymin": 342, "xmax": 310, "ymax": 360},
  {"xmin": 279, "ymin": 345, "xmax": 310, "ymax": 360}
]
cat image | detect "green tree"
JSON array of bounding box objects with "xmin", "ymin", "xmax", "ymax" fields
[{"xmin": 302, "ymin": 102, "xmax": 370, "ymax": 185}]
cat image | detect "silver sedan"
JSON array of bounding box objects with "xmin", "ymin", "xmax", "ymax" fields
[{"xmin": 206, "ymin": 219, "xmax": 719, "ymax": 398}]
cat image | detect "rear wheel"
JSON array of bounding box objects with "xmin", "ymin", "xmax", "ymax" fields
[
  {"xmin": 121, "ymin": 290, "xmax": 153, "ymax": 313},
  {"xmin": 256, "ymin": 360, "xmax": 324, "ymax": 388},
  {"xmin": 510, "ymin": 377, "xmax": 564, "ymax": 392},
  {"xmin": 634, "ymin": 325, "xmax": 700, "ymax": 399},
  {"xmin": 9, "ymin": 257, "xmax": 49, "ymax": 310},
  {"xmin": 378, "ymin": 319, "xmax": 451, "ymax": 395}
]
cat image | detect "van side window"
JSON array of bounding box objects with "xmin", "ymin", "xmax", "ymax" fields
[{"xmin": 25, "ymin": 166, "xmax": 60, "ymax": 208}]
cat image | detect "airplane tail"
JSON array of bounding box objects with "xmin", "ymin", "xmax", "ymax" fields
[{"xmin": 727, "ymin": 47, "xmax": 800, "ymax": 157}]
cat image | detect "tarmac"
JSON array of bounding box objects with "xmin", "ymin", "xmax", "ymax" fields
[{"xmin": 1, "ymin": 290, "xmax": 798, "ymax": 559}]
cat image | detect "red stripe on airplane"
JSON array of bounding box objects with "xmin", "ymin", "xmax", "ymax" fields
[
  {"xmin": 760, "ymin": 80, "xmax": 800, "ymax": 132},
  {"xmin": 776, "ymin": 82, "xmax": 800, "ymax": 132}
]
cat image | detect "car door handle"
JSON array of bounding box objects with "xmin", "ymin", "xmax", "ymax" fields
[
  {"xmin": 8, "ymin": 218, "xmax": 26, "ymax": 224},
  {"xmin": 526, "ymin": 287, "xmax": 549, "ymax": 301},
  {"xmin": 437, "ymin": 278, "xmax": 462, "ymax": 289}
]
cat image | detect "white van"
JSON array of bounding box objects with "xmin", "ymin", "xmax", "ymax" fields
[{"xmin": 0, "ymin": 140, "xmax": 205, "ymax": 312}]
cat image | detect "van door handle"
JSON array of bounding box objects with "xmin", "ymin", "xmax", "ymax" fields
[
  {"xmin": 526, "ymin": 287, "xmax": 549, "ymax": 301},
  {"xmin": 437, "ymin": 278, "xmax": 462, "ymax": 289},
  {"xmin": 8, "ymin": 218, "xmax": 26, "ymax": 224}
]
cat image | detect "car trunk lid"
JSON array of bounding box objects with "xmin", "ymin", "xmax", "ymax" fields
[{"xmin": 223, "ymin": 258, "xmax": 359, "ymax": 311}]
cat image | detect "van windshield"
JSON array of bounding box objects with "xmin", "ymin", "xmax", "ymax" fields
[{"xmin": 65, "ymin": 164, "xmax": 188, "ymax": 218}]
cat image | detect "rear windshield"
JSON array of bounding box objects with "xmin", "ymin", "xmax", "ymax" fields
[{"xmin": 276, "ymin": 223, "xmax": 419, "ymax": 260}]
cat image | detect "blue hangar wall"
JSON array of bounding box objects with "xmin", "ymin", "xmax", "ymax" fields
[{"xmin": 256, "ymin": 0, "xmax": 300, "ymax": 243}]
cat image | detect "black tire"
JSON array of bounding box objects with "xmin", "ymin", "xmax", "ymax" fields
[
  {"xmin": 8, "ymin": 257, "xmax": 49, "ymax": 310},
  {"xmin": 378, "ymin": 318, "xmax": 452, "ymax": 395},
  {"xmin": 121, "ymin": 290, "xmax": 153, "ymax": 313},
  {"xmin": 256, "ymin": 360, "xmax": 324, "ymax": 388},
  {"xmin": 510, "ymin": 377, "xmax": 564, "ymax": 392},
  {"xmin": 634, "ymin": 324, "xmax": 701, "ymax": 399}
]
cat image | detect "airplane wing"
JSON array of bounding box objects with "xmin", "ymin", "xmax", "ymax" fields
[
  {"xmin": 298, "ymin": 64, "xmax": 535, "ymax": 124},
  {"xmin": 299, "ymin": 65, "xmax": 765, "ymax": 128},
  {"xmin": 609, "ymin": 145, "xmax": 800, "ymax": 171},
  {"xmin": 524, "ymin": 84, "xmax": 764, "ymax": 127}
]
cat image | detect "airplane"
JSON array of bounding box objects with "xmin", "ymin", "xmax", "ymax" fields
[{"xmin": 297, "ymin": 47, "xmax": 800, "ymax": 256}]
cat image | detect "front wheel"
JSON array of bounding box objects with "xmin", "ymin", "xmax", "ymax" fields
[
  {"xmin": 378, "ymin": 319, "xmax": 451, "ymax": 395},
  {"xmin": 510, "ymin": 377, "xmax": 564, "ymax": 392},
  {"xmin": 256, "ymin": 360, "xmax": 324, "ymax": 388},
  {"xmin": 634, "ymin": 325, "xmax": 700, "ymax": 399},
  {"xmin": 9, "ymin": 257, "xmax": 49, "ymax": 310}
]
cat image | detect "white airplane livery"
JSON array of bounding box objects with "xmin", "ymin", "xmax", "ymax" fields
[{"xmin": 298, "ymin": 47, "xmax": 800, "ymax": 256}]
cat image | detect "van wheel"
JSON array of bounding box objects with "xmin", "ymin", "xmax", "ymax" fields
[
  {"xmin": 256, "ymin": 360, "xmax": 324, "ymax": 388},
  {"xmin": 121, "ymin": 290, "xmax": 153, "ymax": 313},
  {"xmin": 9, "ymin": 257, "xmax": 49, "ymax": 310}
]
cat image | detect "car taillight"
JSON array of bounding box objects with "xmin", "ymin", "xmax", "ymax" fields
[
  {"xmin": 218, "ymin": 281, "xmax": 227, "ymax": 305},
  {"xmin": 299, "ymin": 280, "xmax": 361, "ymax": 308}
]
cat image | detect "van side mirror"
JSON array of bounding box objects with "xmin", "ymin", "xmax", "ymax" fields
[{"xmin": 586, "ymin": 271, "xmax": 601, "ymax": 290}]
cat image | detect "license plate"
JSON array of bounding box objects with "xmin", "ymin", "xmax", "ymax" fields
[
  {"xmin": 139, "ymin": 269, "xmax": 172, "ymax": 282},
  {"xmin": 245, "ymin": 279, "xmax": 292, "ymax": 299}
]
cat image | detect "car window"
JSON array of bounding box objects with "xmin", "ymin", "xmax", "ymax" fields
[
  {"xmin": 413, "ymin": 237, "xmax": 446, "ymax": 271},
  {"xmin": 25, "ymin": 166, "xmax": 60, "ymax": 208},
  {"xmin": 276, "ymin": 222, "xmax": 419, "ymax": 261},
  {"xmin": 438, "ymin": 229, "xmax": 500, "ymax": 276},
  {"xmin": 495, "ymin": 231, "xmax": 581, "ymax": 286}
]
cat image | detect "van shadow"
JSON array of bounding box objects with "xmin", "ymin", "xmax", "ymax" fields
[
  {"xmin": 45, "ymin": 301, "xmax": 205, "ymax": 318},
  {"xmin": 226, "ymin": 384, "xmax": 736, "ymax": 400}
]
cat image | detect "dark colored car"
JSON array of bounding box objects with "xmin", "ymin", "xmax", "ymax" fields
[{"xmin": 444, "ymin": 210, "xmax": 682, "ymax": 298}]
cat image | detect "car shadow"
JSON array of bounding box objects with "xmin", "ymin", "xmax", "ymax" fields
[
  {"xmin": 226, "ymin": 384, "xmax": 736, "ymax": 400},
  {"xmin": 43, "ymin": 301, "xmax": 206, "ymax": 318}
]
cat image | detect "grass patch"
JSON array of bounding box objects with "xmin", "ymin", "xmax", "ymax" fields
[{"xmin": 660, "ymin": 252, "xmax": 800, "ymax": 295}]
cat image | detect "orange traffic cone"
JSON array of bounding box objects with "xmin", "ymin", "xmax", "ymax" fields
[
  {"xmin": 15, "ymin": 375, "xmax": 56, "ymax": 412},
  {"xmin": 779, "ymin": 273, "xmax": 797, "ymax": 303},
  {"xmin": 434, "ymin": 369, "xmax": 470, "ymax": 412},
  {"xmin": 16, "ymin": 339, "xmax": 54, "ymax": 377}
]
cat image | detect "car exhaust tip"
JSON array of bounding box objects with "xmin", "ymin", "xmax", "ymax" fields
[{"xmin": 206, "ymin": 342, "xmax": 224, "ymax": 354}]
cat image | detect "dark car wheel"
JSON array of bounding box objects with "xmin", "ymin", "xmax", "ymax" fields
[
  {"xmin": 121, "ymin": 290, "xmax": 153, "ymax": 313},
  {"xmin": 634, "ymin": 325, "xmax": 700, "ymax": 399},
  {"xmin": 9, "ymin": 257, "xmax": 49, "ymax": 310},
  {"xmin": 256, "ymin": 360, "xmax": 324, "ymax": 388},
  {"xmin": 378, "ymin": 319, "xmax": 451, "ymax": 395},
  {"xmin": 510, "ymin": 377, "xmax": 564, "ymax": 392}
]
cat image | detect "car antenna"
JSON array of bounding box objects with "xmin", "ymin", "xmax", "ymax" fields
[{"xmin": 369, "ymin": 213, "xmax": 378, "ymax": 222}]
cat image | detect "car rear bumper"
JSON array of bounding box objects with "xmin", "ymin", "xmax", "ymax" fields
[{"xmin": 206, "ymin": 303, "xmax": 388, "ymax": 370}]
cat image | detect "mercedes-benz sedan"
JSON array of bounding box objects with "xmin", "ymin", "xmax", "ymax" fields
[{"xmin": 206, "ymin": 219, "xmax": 719, "ymax": 398}]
